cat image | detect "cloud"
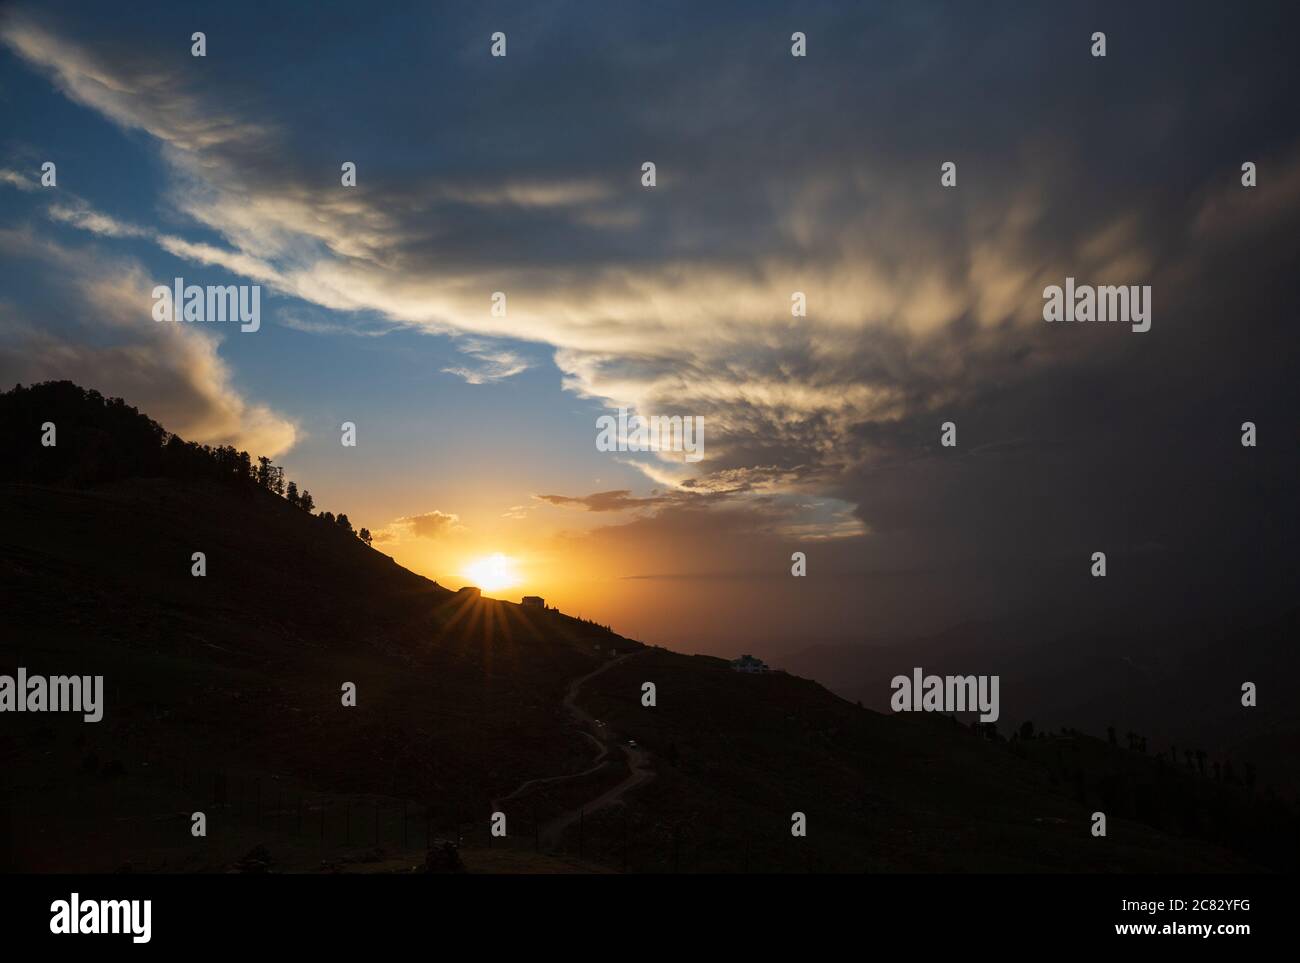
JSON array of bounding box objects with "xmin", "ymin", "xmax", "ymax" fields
[
  {"xmin": 538, "ymin": 483, "xmax": 865, "ymax": 549},
  {"xmin": 0, "ymin": 14, "xmax": 270, "ymax": 155},
  {"xmin": 441, "ymin": 338, "xmax": 530, "ymax": 384},
  {"xmin": 276, "ymin": 310, "xmax": 395, "ymax": 338},
  {"xmin": 437, "ymin": 179, "xmax": 615, "ymax": 209},
  {"xmin": 374, "ymin": 510, "xmax": 463, "ymax": 543},
  {"xmin": 0, "ymin": 168, "xmax": 38, "ymax": 191},
  {"xmin": 153, "ymin": 235, "xmax": 282, "ymax": 285},
  {"xmin": 535, "ymin": 489, "xmax": 675, "ymax": 513},
  {"xmin": 0, "ymin": 227, "xmax": 297, "ymax": 457},
  {"xmin": 46, "ymin": 200, "xmax": 151, "ymax": 238}
]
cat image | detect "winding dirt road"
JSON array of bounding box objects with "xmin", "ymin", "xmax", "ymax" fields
[{"xmin": 492, "ymin": 649, "xmax": 654, "ymax": 849}]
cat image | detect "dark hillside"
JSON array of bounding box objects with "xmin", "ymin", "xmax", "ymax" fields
[
  {"xmin": 0, "ymin": 382, "xmax": 1289, "ymax": 872},
  {"xmin": 574, "ymin": 648, "xmax": 1284, "ymax": 872},
  {"xmin": 1, "ymin": 476, "xmax": 634, "ymax": 871}
]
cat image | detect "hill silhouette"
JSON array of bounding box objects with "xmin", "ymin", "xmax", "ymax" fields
[
  {"xmin": 779, "ymin": 611, "xmax": 1300, "ymax": 800},
  {"xmin": 1, "ymin": 382, "xmax": 1293, "ymax": 872}
]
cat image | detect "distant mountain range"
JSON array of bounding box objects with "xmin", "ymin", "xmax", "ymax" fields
[{"xmin": 777, "ymin": 609, "xmax": 1300, "ymax": 799}]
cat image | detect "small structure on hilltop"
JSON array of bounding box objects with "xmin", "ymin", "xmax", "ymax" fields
[
  {"xmin": 457, "ymin": 586, "xmax": 481, "ymax": 599},
  {"xmin": 731, "ymin": 654, "xmax": 770, "ymax": 673},
  {"xmin": 521, "ymin": 595, "xmax": 545, "ymax": 608}
]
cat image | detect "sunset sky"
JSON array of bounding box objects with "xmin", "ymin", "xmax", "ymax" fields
[{"xmin": 2, "ymin": 2, "xmax": 1297, "ymax": 658}]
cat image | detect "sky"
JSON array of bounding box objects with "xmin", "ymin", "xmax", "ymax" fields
[{"xmin": 2, "ymin": 1, "xmax": 1297, "ymax": 658}]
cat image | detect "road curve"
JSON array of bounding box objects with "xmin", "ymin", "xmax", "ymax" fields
[{"xmin": 491, "ymin": 648, "xmax": 654, "ymax": 848}]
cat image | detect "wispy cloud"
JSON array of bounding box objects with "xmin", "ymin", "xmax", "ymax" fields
[
  {"xmin": 442, "ymin": 338, "xmax": 530, "ymax": 384},
  {"xmin": 48, "ymin": 200, "xmax": 150, "ymax": 238},
  {"xmin": 535, "ymin": 489, "xmax": 674, "ymax": 513},
  {"xmin": 276, "ymin": 310, "xmax": 395, "ymax": 338},
  {"xmin": 0, "ymin": 168, "xmax": 38, "ymax": 191}
]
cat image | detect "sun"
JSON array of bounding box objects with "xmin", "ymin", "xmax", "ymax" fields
[{"xmin": 462, "ymin": 553, "xmax": 521, "ymax": 592}]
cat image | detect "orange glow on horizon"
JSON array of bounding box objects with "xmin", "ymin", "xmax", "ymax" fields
[{"xmin": 462, "ymin": 552, "xmax": 521, "ymax": 592}]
